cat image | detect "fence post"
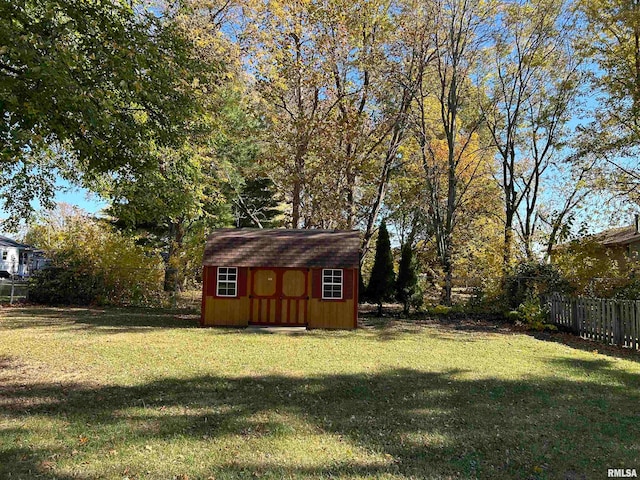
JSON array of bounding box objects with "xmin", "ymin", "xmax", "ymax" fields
[
  {"xmin": 613, "ymin": 301, "xmax": 622, "ymax": 346},
  {"xmin": 635, "ymin": 301, "xmax": 639, "ymax": 351},
  {"xmin": 571, "ymin": 297, "xmax": 579, "ymax": 335},
  {"xmin": 9, "ymin": 274, "xmax": 15, "ymax": 305},
  {"xmin": 631, "ymin": 300, "xmax": 640, "ymax": 350}
]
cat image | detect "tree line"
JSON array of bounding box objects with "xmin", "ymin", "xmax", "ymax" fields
[{"xmin": 2, "ymin": 0, "xmax": 640, "ymax": 305}]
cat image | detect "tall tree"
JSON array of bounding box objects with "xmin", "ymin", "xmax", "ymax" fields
[
  {"xmin": 408, "ymin": 0, "xmax": 492, "ymax": 305},
  {"xmin": 480, "ymin": 0, "xmax": 582, "ymax": 267},
  {"xmin": 314, "ymin": 0, "xmax": 416, "ymax": 251},
  {"xmin": 0, "ymin": 0, "xmax": 200, "ymax": 227},
  {"xmin": 577, "ymin": 0, "xmax": 640, "ymax": 204},
  {"xmin": 243, "ymin": 0, "xmax": 415, "ymax": 257},
  {"xmin": 242, "ymin": 0, "xmax": 331, "ymax": 228},
  {"xmin": 96, "ymin": 1, "xmax": 249, "ymax": 291},
  {"xmin": 367, "ymin": 221, "xmax": 396, "ymax": 316}
]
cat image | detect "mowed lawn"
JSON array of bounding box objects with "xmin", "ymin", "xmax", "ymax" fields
[{"xmin": 1, "ymin": 308, "xmax": 639, "ymax": 480}]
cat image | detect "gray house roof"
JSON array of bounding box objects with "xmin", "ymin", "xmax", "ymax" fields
[
  {"xmin": 0, "ymin": 235, "xmax": 32, "ymax": 249},
  {"xmin": 594, "ymin": 225, "xmax": 640, "ymax": 247}
]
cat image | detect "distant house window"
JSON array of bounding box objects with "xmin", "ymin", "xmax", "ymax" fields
[
  {"xmin": 217, "ymin": 267, "xmax": 238, "ymax": 297},
  {"xmin": 1, "ymin": 251, "xmax": 6, "ymax": 261},
  {"xmin": 322, "ymin": 269, "xmax": 343, "ymax": 299}
]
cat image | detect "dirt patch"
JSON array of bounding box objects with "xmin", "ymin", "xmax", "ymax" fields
[{"xmin": 358, "ymin": 305, "xmax": 515, "ymax": 336}]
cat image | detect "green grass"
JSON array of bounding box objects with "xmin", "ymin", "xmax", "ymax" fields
[{"xmin": 1, "ymin": 307, "xmax": 639, "ymax": 479}]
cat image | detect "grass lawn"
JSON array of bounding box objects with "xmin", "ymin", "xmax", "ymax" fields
[{"xmin": 1, "ymin": 307, "xmax": 639, "ymax": 479}]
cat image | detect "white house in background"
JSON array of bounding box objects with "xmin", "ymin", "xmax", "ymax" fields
[{"xmin": 0, "ymin": 236, "xmax": 46, "ymax": 278}]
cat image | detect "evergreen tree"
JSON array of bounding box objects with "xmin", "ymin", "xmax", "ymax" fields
[
  {"xmin": 366, "ymin": 221, "xmax": 396, "ymax": 316},
  {"xmin": 358, "ymin": 270, "xmax": 367, "ymax": 304},
  {"xmin": 396, "ymin": 243, "xmax": 419, "ymax": 315},
  {"xmin": 234, "ymin": 177, "xmax": 282, "ymax": 228}
]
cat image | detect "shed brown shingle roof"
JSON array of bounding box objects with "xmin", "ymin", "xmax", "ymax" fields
[{"xmin": 203, "ymin": 229, "xmax": 360, "ymax": 268}]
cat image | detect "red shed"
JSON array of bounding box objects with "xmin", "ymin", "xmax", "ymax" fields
[{"xmin": 201, "ymin": 229, "xmax": 359, "ymax": 329}]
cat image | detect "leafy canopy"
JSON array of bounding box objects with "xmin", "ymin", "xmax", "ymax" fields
[{"xmin": 0, "ymin": 0, "xmax": 201, "ymax": 224}]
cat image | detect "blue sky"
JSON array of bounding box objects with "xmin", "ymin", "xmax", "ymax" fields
[
  {"xmin": 0, "ymin": 180, "xmax": 107, "ymax": 236},
  {"xmin": 52, "ymin": 182, "xmax": 107, "ymax": 215}
]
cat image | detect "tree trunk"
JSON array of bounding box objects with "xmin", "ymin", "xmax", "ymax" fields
[
  {"xmin": 346, "ymin": 170, "xmax": 356, "ymax": 229},
  {"xmin": 360, "ymin": 120, "xmax": 408, "ymax": 257},
  {"xmin": 292, "ymin": 179, "xmax": 301, "ymax": 229},
  {"xmin": 503, "ymin": 207, "xmax": 515, "ymax": 275},
  {"xmin": 377, "ymin": 301, "xmax": 383, "ymax": 317},
  {"xmin": 442, "ymin": 250, "xmax": 453, "ymax": 306},
  {"xmin": 163, "ymin": 221, "xmax": 185, "ymax": 292}
]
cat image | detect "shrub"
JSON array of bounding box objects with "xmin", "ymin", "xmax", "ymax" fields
[
  {"xmin": 431, "ymin": 304, "xmax": 452, "ymax": 316},
  {"xmin": 28, "ymin": 210, "xmax": 164, "ymax": 306},
  {"xmin": 396, "ymin": 244, "xmax": 420, "ymax": 315},
  {"xmin": 503, "ymin": 261, "xmax": 572, "ymax": 309},
  {"xmin": 510, "ymin": 297, "xmax": 556, "ymax": 331},
  {"xmin": 552, "ymin": 241, "xmax": 640, "ymax": 298},
  {"xmin": 409, "ymin": 276, "xmax": 427, "ymax": 312}
]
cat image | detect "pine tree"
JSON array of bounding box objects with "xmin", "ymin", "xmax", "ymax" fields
[
  {"xmin": 396, "ymin": 243, "xmax": 419, "ymax": 315},
  {"xmin": 234, "ymin": 177, "xmax": 282, "ymax": 228},
  {"xmin": 366, "ymin": 221, "xmax": 396, "ymax": 316},
  {"xmin": 358, "ymin": 270, "xmax": 367, "ymax": 304}
]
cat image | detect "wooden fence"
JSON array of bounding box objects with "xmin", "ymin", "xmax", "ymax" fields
[
  {"xmin": 0, "ymin": 278, "xmax": 29, "ymax": 303},
  {"xmin": 546, "ymin": 294, "xmax": 640, "ymax": 350}
]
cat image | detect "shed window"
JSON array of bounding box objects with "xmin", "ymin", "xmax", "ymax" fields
[
  {"xmin": 322, "ymin": 269, "xmax": 343, "ymax": 299},
  {"xmin": 217, "ymin": 267, "xmax": 238, "ymax": 297}
]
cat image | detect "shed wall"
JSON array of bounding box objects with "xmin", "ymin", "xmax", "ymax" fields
[{"xmin": 201, "ymin": 266, "xmax": 357, "ymax": 329}]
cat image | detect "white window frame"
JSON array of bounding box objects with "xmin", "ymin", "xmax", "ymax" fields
[
  {"xmin": 322, "ymin": 268, "xmax": 343, "ymax": 300},
  {"xmin": 216, "ymin": 267, "xmax": 238, "ymax": 297}
]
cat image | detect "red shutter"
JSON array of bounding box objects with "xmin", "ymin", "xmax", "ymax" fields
[
  {"xmin": 206, "ymin": 266, "xmax": 217, "ymax": 296},
  {"xmin": 312, "ymin": 268, "xmax": 322, "ymax": 298},
  {"xmin": 200, "ymin": 267, "xmax": 206, "ymax": 325},
  {"xmin": 343, "ymin": 269, "xmax": 354, "ymax": 299},
  {"xmin": 238, "ymin": 267, "xmax": 248, "ymax": 297}
]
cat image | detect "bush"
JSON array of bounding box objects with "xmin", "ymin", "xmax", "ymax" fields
[
  {"xmin": 430, "ymin": 304, "xmax": 452, "ymax": 316},
  {"xmin": 409, "ymin": 276, "xmax": 427, "ymax": 312},
  {"xmin": 612, "ymin": 273, "xmax": 640, "ymax": 300},
  {"xmin": 464, "ymin": 286, "xmax": 506, "ymax": 314},
  {"xmin": 27, "ymin": 211, "xmax": 164, "ymax": 306},
  {"xmin": 508, "ymin": 297, "xmax": 556, "ymax": 331},
  {"xmin": 396, "ymin": 244, "xmax": 418, "ymax": 313},
  {"xmin": 552, "ymin": 238, "xmax": 627, "ymax": 297},
  {"xmin": 613, "ymin": 284, "xmax": 640, "ymax": 300},
  {"xmin": 503, "ymin": 261, "xmax": 572, "ymax": 309},
  {"xmin": 30, "ymin": 266, "xmax": 100, "ymax": 305}
]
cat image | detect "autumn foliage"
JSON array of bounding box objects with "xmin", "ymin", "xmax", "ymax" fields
[{"xmin": 27, "ymin": 207, "xmax": 164, "ymax": 306}]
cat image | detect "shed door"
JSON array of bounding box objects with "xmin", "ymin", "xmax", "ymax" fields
[{"xmin": 249, "ymin": 268, "xmax": 308, "ymax": 325}]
